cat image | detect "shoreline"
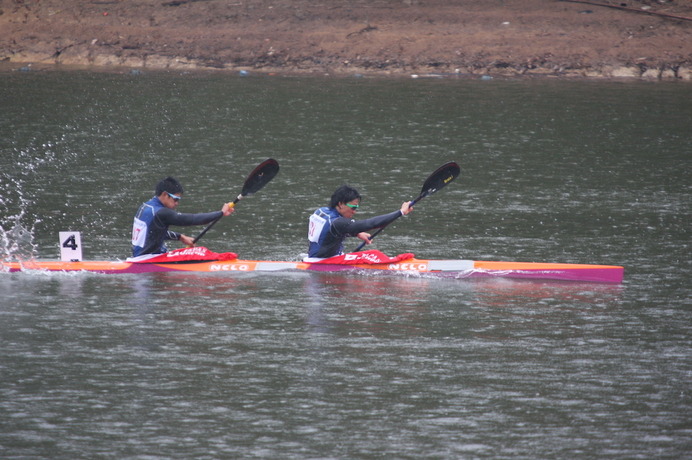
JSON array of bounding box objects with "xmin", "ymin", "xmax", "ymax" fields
[
  {"xmin": 2, "ymin": 0, "xmax": 690, "ymax": 81},
  {"xmin": 3, "ymin": 60, "xmax": 689, "ymax": 82}
]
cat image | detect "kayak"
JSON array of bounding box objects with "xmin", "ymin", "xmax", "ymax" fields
[
  {"xmin": 1, "ymin": 257, "xmax": 624, "ymax": 283},
  {"xmin": 3, "ymin": 160, "xmax": 625, "ymax": 282},
  {"xmin": 3, "ymin": 162, "xmax": 625, "ymax": 283}
]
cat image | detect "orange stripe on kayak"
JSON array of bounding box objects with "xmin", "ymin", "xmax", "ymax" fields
[
  {"xmin": 474, "ymin": 261, "xmax": 623, "ymax": 270},
  {"xmin": 155, "ymin": 261, "xmax": 259, "ymax": 272},
  {"xmin": 2, "ymin": 261, "xmax": 133, "ymax": 271}
]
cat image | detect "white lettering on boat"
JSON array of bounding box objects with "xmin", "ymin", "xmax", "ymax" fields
[
  {"xmin": 209, "ymin": 263, "xmax": 250, "ymax": 271},
  {"xmin": 387, "ymin": 263, "xmax": 428, "ymax": 271},
  {"xmin": 167, "ymin": 247, "xmax": 208, "ymax": 257},
  {"xmin": 344, "ymin": 252, "xmax": 383, "ymax": 263}
]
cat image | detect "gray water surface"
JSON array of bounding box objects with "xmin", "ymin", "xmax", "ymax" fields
[{"xmin": 1, "ymin": 71, "xmax": 690, "ymax": 459}]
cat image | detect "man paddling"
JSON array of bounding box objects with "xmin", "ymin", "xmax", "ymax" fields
[
  {"xmin": 307, "ymin": 185, "xmax": 413, "ymax": 259},
  {"xmin": 131, "ymin": 176, "xmax": 234, "ymax": 257}
]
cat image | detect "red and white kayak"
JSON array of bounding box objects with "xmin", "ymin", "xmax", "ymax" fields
[{"xmin": 1, "ymin": 254, "xmax": 624, "ymax": 283}]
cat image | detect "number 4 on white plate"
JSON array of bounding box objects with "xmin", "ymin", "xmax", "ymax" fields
[{"xmin": 59, "ymin": 231, "xmax": 83, "ymax": 262}]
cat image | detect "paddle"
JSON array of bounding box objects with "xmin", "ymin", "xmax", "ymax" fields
[
  {"xmin": 192, "ymin": 158, "xmax": 280, "ymax": 244},
  {"xmin": 353, "ymin": 161, "xmax": 460, "ymax": 252}
]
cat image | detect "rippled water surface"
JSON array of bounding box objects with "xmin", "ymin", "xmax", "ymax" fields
[{"xmin": 1, "ymin": 71, "xmax": 690, "ymax": 458}]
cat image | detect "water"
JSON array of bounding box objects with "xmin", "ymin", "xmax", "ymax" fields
[{"xmin": 1, "ymin": 70, "xmax": 690, "ymax": 458}]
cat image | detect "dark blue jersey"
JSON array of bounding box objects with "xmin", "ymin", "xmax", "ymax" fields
[
  {"xmin": 131, "ymin": 196, "xmax": 222, "ymax": 256},
  {"xmin": 307, "ymin": 206, "xmax": 403, "ymax": 258}
]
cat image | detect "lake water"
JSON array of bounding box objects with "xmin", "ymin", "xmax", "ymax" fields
[{"xmin": 1, "ymin": 70, "xmax": 690, "ymax": 458}]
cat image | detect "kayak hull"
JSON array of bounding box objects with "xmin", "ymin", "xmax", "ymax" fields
[{"xmin": 1, "ymin": 258, "xmax": 624, "ymax": 283}]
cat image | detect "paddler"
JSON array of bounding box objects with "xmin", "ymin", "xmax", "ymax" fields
[
  {"xmin": 307, "ymin": 184, "xmax": 413, "ymax": 259},
  {"xmin": 131, "ymin": 176, "xmax": 234, "ymax": 257}
]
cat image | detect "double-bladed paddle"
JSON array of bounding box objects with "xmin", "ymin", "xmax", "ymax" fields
[
  {"xmin": 353, "ymin": 161, "xmax": 460, "ymax": 252},
  {"xmin": 192, "ymin": 158, "xmax": 280, "ymax": 244}
]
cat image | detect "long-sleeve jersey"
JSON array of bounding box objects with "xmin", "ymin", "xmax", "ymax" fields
[
  {"xmin": 131, "ymin": 196, "xmax": 222, "ymax": 257},
  {"xmin": 307, "ymin": 206, "xmax": 403, "ymax": 258}
]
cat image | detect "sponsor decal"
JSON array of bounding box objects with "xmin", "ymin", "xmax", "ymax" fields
[
  {"xmin": 349, "ymin": 252, "xmax": 384, "ymax": 263},
  {"xmin": 167, "ymin": 247, "xmax": 208, "ymax": 258},
  {"xmin": 313, "ymin": 250, "xmax": 415, "ymax": 265},
  {"xmin": 343, "ymin": 253, "xmax": 383, "ymax": 263},
  {"xmin": 388, "ymin": 263, "xmax": 428, "ymax": 271},
  {"xmin": 210, "ymin": 263, "xmax": 250, "ymax": 271}
]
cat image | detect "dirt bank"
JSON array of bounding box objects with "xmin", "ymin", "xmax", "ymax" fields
[{"xmin": 1, "ymin": 0, "xmax": 691, "ymax": 79}]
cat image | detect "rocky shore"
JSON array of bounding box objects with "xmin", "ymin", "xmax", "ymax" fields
[{"xmin": 1, "ymin": 0, "xmax": 690, "ymax": 80}]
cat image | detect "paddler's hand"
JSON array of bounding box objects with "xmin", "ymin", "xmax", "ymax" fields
[
  {"xmin": 400, "ymin": 201, "xmax": 413, "ymax": 216},
  {"xmin": 221, "ymin": 202, "xmax": 235, "ymax": 217},
  {"xmin": 357, "ymin": 232, "xmax": 372, "ymax": 245},
  {"xmin": 179, "ymin": 234, "xmax": 195, "ymax": 247}
]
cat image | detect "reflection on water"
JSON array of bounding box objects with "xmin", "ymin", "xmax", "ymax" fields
[
  {"xmin": 0, "ymin": 72, "xmax": 689, "ymax": 458},
  {"xmin": 303, "ymin": 273, "xmax": 435, "ymax": 336}
]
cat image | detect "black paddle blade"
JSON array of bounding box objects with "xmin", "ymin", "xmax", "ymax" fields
[
  {"xmin": 191, "ymin": 158, "xmax": 280, "ymax": 244},
  {"xmin": 352, "ymin": 161, "xmax": 460, "ymax": 252},
  {"xmin": 241, "ymin": 158, "xmax": 280, "ymax": 197},
  {"xmin": 417, "ymin": 161, "xmax": 460, "ymax": 201}
]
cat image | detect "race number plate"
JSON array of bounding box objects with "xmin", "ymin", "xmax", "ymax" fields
[{"xmin": 59, "ymin": 231, "xmax": 83, "ymax": 262}]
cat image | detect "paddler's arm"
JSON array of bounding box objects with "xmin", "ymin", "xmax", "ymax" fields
[
  {"xmin": 161, "ymin": 203, "xmax": 235, "ymax": 247},
  {"xmin": 345, "ymin": 201, "xmax": 413, "ymax": 246}
]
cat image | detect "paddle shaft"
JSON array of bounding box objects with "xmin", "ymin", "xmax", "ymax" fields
[
  {"xmin": 191, "ymin": 158, "xmax": 280, "ymax": 245},
  {"xmin": 191, "ymin": 195, "xmax": 240, "ymax": 245},
  {"xmin": 353, "ymin": 161, "xmax": 460, "ymax": 252},
  {"xmin": 353, "ymin": 196, "xmax": 420, "ymax": 252}
]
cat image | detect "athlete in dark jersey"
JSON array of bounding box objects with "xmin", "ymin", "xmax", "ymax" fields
[
  {"xmin": 132, "ymin": 176, "xmax": 234, "ymax": 257},
  {"xmin": 307, "ymin": 185, "xmax": 413, "ymax": 258}
]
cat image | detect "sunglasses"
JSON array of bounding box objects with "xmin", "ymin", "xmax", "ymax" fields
[
  {"xmin": 167, "ymin": 192, "xmax": 181, "ymax": 201},
  {"xmin": 345, "ymin": 203, "xmax": 359, "ymax": 209}
]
